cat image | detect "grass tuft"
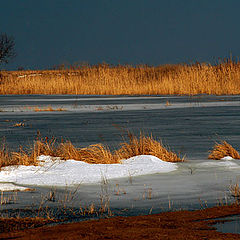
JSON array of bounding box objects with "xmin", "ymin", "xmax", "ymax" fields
[
  {"xmin": 115, "ymin": 132, "xmax": 183, "ymax": 162},
  {"xmin": 11, "ymin": 147, "xmax": 37, "ymax": 166},
  {"xmin": 34, "ymin": 137, "xmax": 58, "ymax": 157},
  {"xmin": 208, "ymin": 141, "xmax": 240, "ymax": 160},
  {"xmin": 0, "ymin": 142, "xmax": 12, "ymax": 168},
  {"xmin": 56, "ymin": 141, "xmax": 82, "ymax": 161},
  {"xmin": 76, "ymin": 144, "xmax": 119, "ymax": 164}
]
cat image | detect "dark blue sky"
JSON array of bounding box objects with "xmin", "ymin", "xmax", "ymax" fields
[{"xmin": 1, "ymin": 0, "xmax": 240, "ymax": 70}]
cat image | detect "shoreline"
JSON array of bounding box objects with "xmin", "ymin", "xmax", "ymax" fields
[{"xmin": 1, "ymin": 204, "xmax": 240, "ymax": 239}]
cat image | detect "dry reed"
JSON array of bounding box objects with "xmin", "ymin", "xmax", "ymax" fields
[
  {"xmin": 0, "ymin": 133, "xmax": 183, "ymax": 168},
  {"xmin": 115, "ymin": 132, "xmax": 183, "ymax": 162},
  {"xmin": 0, "ymin": 145, "xmax": 37, "ymax": 168},
  {"xmin": 34, "ymin": 137, "xmax": 58, "ymax": 156},
  {"xmin": 34, "ymin": 106, "xmax": 66, "ymax": 112},
  {"xmin": 1, "ymin": 60, "xmax": 240, "ymax": 95},
  {"xmin": 208, "ymin": 141, "xmax": 240, "ymax": 160},
  {"xmin": 229, "ymin": 183, "xmax": 240, "ymax": 200},
  {"xmin": 0, "ymin": 137, "xmax": 57, "ymax": 168},
  {"xmin": 0, "ymin": 142, "xmax": 13, "ymax": 168},
  {"xmin": 39, "ymin": 133, "xmax": 183, "ymax": 163},
  {"xmin": 68, "ymin": 144, "xmax": 118, "ymax": 164}
]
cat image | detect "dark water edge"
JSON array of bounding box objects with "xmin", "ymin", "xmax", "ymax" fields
[{"xmin": 213, "ymin": 215, "xmax": 240, "ymax": 234}]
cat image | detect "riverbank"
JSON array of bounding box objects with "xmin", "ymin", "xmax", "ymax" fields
[{"xmin": 1, "ymin": 204, "xmax": 240, "ymax": 239}]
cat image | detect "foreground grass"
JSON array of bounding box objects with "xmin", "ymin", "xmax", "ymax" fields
[
  {"xmin": 208, "ymin": 141, "xmax": 240, "ymax": 160},
  {"xmin": 1, "ymin": 60, "xmax": 240, "ymax": 95},
  {"xmin": 0, "ymin": 133, "xmax": 183, "ymax": 168}
]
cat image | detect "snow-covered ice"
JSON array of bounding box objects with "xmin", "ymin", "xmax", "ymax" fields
[
  {"xmin": 0, "ymin": 183, "xmax": 33, "ymax": 192},
  {"xmin": 196, "ymin": 156, "xmax": 240, "ymax": 169},
  {"xmin": 0, "ymin": 155, "xmax": 177, "ymax": 189}
]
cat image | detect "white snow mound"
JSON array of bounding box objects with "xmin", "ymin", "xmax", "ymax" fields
[
  {"xmin": 0, "ymin": 155, "xmax": 177, "ymax": 187},
  {"xmin": 0, "ymin": 183, "xmax": 33, "ymax": 192},
  {"xmin": 221, "ymin": 156, "xmax": 234, "ymax": 161}
]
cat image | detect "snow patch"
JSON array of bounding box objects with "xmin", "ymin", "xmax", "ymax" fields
[
  {"xmin": 0, "ymin": 155, "xmax": 177, "ymax": 188},
  {"xmin": 0, "ymin": 183, "xmax": 34, "ymax": 192},
  {"xmin": 221, "ymin": 156, "xmax": 234, "ymax": 161}
]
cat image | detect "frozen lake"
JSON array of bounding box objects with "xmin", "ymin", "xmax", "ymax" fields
[{"xmin": 0, "ymin": 95, "xmax": 240, "ymax": 220}]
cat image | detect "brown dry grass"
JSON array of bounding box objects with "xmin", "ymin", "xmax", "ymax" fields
[
  {"xmin": 63, "ymin": 144, "xmax": 119, "ymax": 164},
  {"xmin": 33, "ymin": 106, "xmax": 66, "ymax": 112},
  {"xmin": 33, "ymin": 137, "xmax": 58, "ymax": 156},
  {"xmin": 3, "ymin": 204, "xmax": 240, "ymax": 239},
  {"xmin": 0, "ymin": 145, "xmax": 37, "ymax": 169},
  {"xmin": 229, "ymin": 183, "xmax": 240, "ymax": 199},
  {"xmin": 0, "ymin": 142, "xmax": 13, "ymax": 168},
  {"xmin": 0, "ymin": 133, "xmax": 183, "ymax": 168},
  {"xmin": 1, "ymin": 60, "xmax": 240, "ymax": 95},
  {"xmin": 45, "ymin": 133, "xmax": 183, "ymax": 163},
  {"xmin": 0, "ymin": 137, "xmax": 56, "ymax": 168},
  {"xmin": 208, "ymin": 141, "xmax": 240, "ymax": 160},
  {"xmin": 115, "ymin": 132, "xmax": 183, "ymax": 162}
]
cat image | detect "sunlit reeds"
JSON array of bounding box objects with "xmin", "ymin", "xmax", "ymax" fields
[
  {"xmin": 0, "ymin": 142, "xmax": 12, "ymax": 168},
  {"xmin": 69, "ymin": 144, "xmax": 118, "ymax": 164},
  {"xmin": 115, "ymin": 132, "xmax": 183, "ymax": 162},
  {"xmin": 1, "ymin": 60, "xmax": 240, "ymax": 95},
  {"xmin": 33, "ymin": 106, "xmax": 66, "ymax": 112},
  {"xmin": 0, "ymin": 137, "xmax": 56, "ymax": 168},
  {"xmin": 55, "ymin": 141, "xmax": 118, "ymax": 164},
  {"xmin": 0, "ymin": 133, "xmax": 183, "ymax": 168},
  {"xmin": 0, "ymin": 144, "xmax": 37, "ymax": 168},
  {"xmin": 208, "ymin": 141, "xmax": 240, "ymax": 160}
]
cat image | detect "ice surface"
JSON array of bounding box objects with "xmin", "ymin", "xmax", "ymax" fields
[
  {"xmin": 0, "ymin": 155, "xmax": 177, "ymax": 189},
  {"xmin": 1, "ymin": 94, "xmax": 240, "ymax": 113},
  {"xmin": 0, "ymin": 183, "xmax": 32, "ymax": 192},
  {"xmin": 197, "ymin": 159, "xmax": 240, "ymax": 169}
]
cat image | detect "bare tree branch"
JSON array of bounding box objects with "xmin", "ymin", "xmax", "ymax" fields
[{"xmin": 0, "ymin": 33, "xmax": 16, "ymax": 64}]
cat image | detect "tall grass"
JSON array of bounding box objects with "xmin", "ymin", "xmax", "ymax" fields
[
  {"xmin": 208, "ymin": 141, "xmax": 240, "ymax": 160},
  {"xmin": 0, "ymin": 136, "xmax": 56, "ymax": 168},
  {"xmin": 56, "ymin": 142, "xmax": 119, "ymax": 164},
  {"xmin": 1, "ymin": 60, "xmax": 240, "ymax": 95},
  {"xmin": 0, "ymin": 143, "xmax": 38, "ymax": 168},
  {"xmin": 115, "ymin": 132, "xmax": 182, "ymax": 162},
  {"xmin": 0, "ymin": 142, "xmax": 13, "ymax": 168},
  {"xmin": 0, "ymin": 133, "xmax": 183, "ymax": 168}
]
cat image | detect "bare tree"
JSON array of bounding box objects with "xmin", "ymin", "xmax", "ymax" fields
[{"xmin": 0, "ymin": 33, "xmax": 16, "ymax": 64}]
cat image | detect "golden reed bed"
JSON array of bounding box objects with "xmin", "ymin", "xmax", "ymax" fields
[{"xmin": 1, "ymin": 60, "xmax": 240, "ymax": 95}]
